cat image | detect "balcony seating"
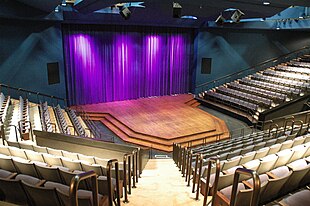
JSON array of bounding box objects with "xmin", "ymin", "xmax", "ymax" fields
[{"xmin": 54, "ymin": 104, "xmax": 71, "ymax": 135}]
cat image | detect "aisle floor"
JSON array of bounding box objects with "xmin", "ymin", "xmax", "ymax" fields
[{"xmin": 127, "ymin": 159, "xmax": 210, "ymax": 206}]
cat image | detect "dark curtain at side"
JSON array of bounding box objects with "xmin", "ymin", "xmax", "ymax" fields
[{"xmin": 63, "ymin": 24, "xmax": 193, "ymax": 105}]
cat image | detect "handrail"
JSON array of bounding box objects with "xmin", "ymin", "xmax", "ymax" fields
[
  {"xmin": 106, "ymin": 159, "xmax": 121, "ymax": 206},
  {"xmin": 196, "ymin": 46, "xmax": 310, "ymax": 90},
  {"xmin": 195, "ymin": 153, "xmax": 204, "ymax": 200},
  {"xmin": 284, "ymin": 117, "xmax": 294, "ymax": 134},
  {"xmin": 69, "ymin": 170, "xmax": 99, "ymax": 206},
  {"xmin": 203, "ymin": 157, "xmax": 220, "ymax": 206},
  {"xmin": 123, "ymin": 153, "xmax": 133, "ymax": 202},
  {"xmin": 230, "ymin": 168, "xmax": 260, "ymax": 206},
  {"xmin": 0, "ymin": 83, "xmax": 67, "ymax": 106},
  {"xmin": 185, "ymin": 149, "xmax": 192, "ymax": 183},
  {"xmin": 268, "ymin": 123, "xmax": 278, "ymax": 138},
  {"xmin": 182, "ymin": 147, "xmax": 187, "ymax": 177}
]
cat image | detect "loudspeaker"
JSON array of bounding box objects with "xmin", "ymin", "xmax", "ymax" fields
[
  {"xmin": 201, "ymin": 58, "xmax": 212, "ymax": 74},
  {"xmin": 173, "ymin": 2, "xmax": 182, "ymax": 18},
  {"xmin": 120, "ymin": 7, "xmax": 131, "ymax": 20},
  {"xmin": 47, "ymin": 62, "xmax": 60, "ymax": 85}
]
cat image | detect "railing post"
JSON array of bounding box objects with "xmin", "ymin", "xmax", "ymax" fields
[
  {"xmin": 132, "ymin": 150, "xmax": 136, "ymax": 188},
  {"xmin": 192, "ymin": 153, "xmax": 201, "ymax": 193},
  {"xmin": 187, "ymin": 150, "xmax": 193, "ymax": 187},
  {"xmin": 182, "ymin": 147, "xmax": 187, "ymax": 177},
  {"xmin": 106, "ymin": 159, "xmax": 121, "ymax": 206},
  {"xmin": 69, "ymin": 171, "xmax": 99, "ymax": 206},
  {"xmin": 230, "ymin": 168, "xmax": 261, "ymax": 206},
  {"xmin": 195, "ymin": 154, "xmax": 203, "ymax": 200},
  {"xmin": 123, "ymin": 154, "xmax": 129, "ymax": 203},
  {"xmin": 203, "ymin": 157, "xmax": 220, "ymax": 206}
]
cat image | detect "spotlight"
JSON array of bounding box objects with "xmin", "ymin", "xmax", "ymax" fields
[
  {"xmin": 119, "ymin": 6, "xmax": 131, "ymax": 20},
  {"xmin": 173, "ymin": 2, "xmax": 182, "ymax": 18},
  {"xmin": 215, "ymin": 14, "xmax": 226, "ymax": 25},
  {"xmin": 230, "ymin": 9, "xmax": 245, "ymax": 23}
]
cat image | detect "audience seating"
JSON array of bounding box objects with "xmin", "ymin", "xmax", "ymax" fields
[{"xmin": 200, "ymin": 57, "xmax": 310, "ymax": 121}]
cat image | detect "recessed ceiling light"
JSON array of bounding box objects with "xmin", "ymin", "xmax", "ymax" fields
[
  {"xmin": 276, "ymin": 27, "xmax": 280, "ymax": 30},
  {"xmin": 263, "ymin": 2, "xmax": 270, "ymax": 5}
]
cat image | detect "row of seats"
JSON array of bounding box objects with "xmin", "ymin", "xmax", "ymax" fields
[
  {"xmin": 200, "ymin": 134, "xmax": 309, "ymax": 176},
  {"xmin": 263, "ymin": 69, "xmax": 310, "ymax": 82},
  {"xmin": 204, "ymin": 91, "xmax": 258, "ymax": 114},
  {"xmin": 276, "ymin": 65, "xmax": 310, "ymax": 75},
  {"xmin": 19, "ymin": 96, "xmax": 30, "ymax": 139},
  {"xmin": 200, "ymin": 57, "xmax": 310, "ymax": 120},
  {"xmin": 66, "ymin": 108, "xmax": 87, "ymax": 137},
  {"xmin": 0, "ymin": 143, "xmax": 122, "ymax": 205},
  {"xmin": 239, "ymin": 78, "xmax": 301, "ymax": 96},
  {"xmin": 214, "ymin": 156, "xmax": 310, "ymax": 206},
  {"xmin": 227, "ymin": 82, "xmax": 286, "ymax": 103},
  {"xmin": 0, "ymin": 168, "xmax": 109, "ymax": 206},
  {"xmin": 54, "ymin": 104, "xmax": 71, "ymax": 135},
  {"xmin": 216, "ymin": 86, "xmax": 272, "ymax": 108},
  {"xmin": 0, "ymin": 93, "xmax": 10, "ymax": 125},
  {"xmin": 40, "ymin": 101, "xmax": 54, "ymax": 133}
]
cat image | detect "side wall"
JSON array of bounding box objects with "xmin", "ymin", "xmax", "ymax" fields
[
  {"xmin": 0, "ymin": 19, "xmax": 66, "ymax": 101},
  {"xmin": 195, "ymin": 29, "xmax": 310, "ymax": 93}
]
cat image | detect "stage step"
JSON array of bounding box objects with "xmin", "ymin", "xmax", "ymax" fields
[
  {"xmin": 99, "ymin": 114, "xmax": 228, "ymax": 152},
  {"xmin": 184, "ymin": 98, "xmax": 201, "ymax": 107}
]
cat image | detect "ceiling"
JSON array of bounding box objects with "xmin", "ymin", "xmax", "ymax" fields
[{"xmin": 7, "ymin": 0, "xmax": 310, "ymax": 27}]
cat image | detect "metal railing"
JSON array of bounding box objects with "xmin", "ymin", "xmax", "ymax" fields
[
  {"xmin": 203, "ymin": 157, "xmax": 220, "ymax": 206},
  {"xmin": 106, "ymin": 159, "xmax": 121, "ymax": 206},
  {"xmin": 69, "ymin": 171, "xmax": 99, "ymax": 206},
  {"xmin": 0, "ymin": 83, "xmax": 67, "ymax": 107},
  {"xmin": 230, "ymin": 168, "xmax": 261, "ymax": 206},
  {"xmin": 195, "ymin": 46, "xmax": 310, "ymax": 93}
]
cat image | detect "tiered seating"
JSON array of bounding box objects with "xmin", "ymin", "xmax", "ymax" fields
[
  {"xmin": 66, "ymin": 108, "xmax": 87, "ymax": 137},
  {"xmin": 212, "ymin": 142, "xmax": 310, "ymax": 206},
  {"xmin": 18, "ymin": 96, "xmax": 31, "ymax": 140},
  {"xmin": 0, "ymin": 142, "xmax": 123, "ymax": 206},
  {"xmin": 200, "ymin": 56, "xmax": 310, "ymax": 121},
  {"xmin": 173, "ymin": 123, "xmax": 310, "ymax": 203},
  {"xmin": 54, "ymin": 104, "xmax": 71, "ymax": 135},
  {"xmin": 40, "ymin": 101, "xmax": 54, "ymax": 133},
  {"xmin": 0, "ymin": 93, "xmax": 10, "ymax": 125}
]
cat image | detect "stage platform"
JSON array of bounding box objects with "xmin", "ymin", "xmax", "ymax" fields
[{"xmin": 76, "ymin": 94, "xmax": 229, "ymax": 152}]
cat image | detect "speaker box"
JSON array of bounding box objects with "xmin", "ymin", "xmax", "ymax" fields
[
  {"xmin": 201, "ymin": 58, "xmax": 212, "ymax": 74},
  {"xmin": 47, "ymin": 62, "xmax": 60, "ymax": 85}
]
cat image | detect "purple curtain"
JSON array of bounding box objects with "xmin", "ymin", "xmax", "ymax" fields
[{"xmin": 63, "ymin": 25, "xmax": 192, "ymax": 105}]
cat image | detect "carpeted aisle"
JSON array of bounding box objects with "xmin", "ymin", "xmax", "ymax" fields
[{"xmin": 127, "ymin": 159, "xmax": 210, "ymax": 206}]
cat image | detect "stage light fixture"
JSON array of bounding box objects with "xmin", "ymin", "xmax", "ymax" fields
[
  {"xmin": 230, "ymin": 9, "xmax": 245, "ymax": 23},
  {"xmin": 215, "ymin": 14, "xmax": 226, "ymax": 25},
  {"xmin": 119, "ymin": 6, "xmax": 131, "ymax": 20},
  {"xmin": 173, "ymin": 2, "xmax": 182, "ymax": 18}
]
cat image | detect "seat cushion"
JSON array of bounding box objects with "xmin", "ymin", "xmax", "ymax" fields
[
  {"xmin": 15, "ymin": 174, "xmax": 41, "ymax": 185},
  {"xmin": 0, "ymin": 169, "xmax": 13, "ymax": 178},
  {"xmin": 220, "ymin": 183, "xmax": 245, "ymax": 200}
]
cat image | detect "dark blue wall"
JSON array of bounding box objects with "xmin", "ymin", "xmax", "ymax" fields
[
  {"xmin": 0, "ymin": 19, "xmax": 66, "ymax": 102},
  {"xmin": 194, "ymin": 29, "xmax": 310, "ymax": 93}
]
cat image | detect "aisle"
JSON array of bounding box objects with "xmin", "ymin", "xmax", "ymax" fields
[{"xmin": 127, "ymin": 159, "xmax": 208, "ymax": 206}]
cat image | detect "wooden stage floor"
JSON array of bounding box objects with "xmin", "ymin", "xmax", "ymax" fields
[{"xmin": 77, "ymin": 94, "xmax": 229, "ymax": 152}]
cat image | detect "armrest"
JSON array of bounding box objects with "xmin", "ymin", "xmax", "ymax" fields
[
  {"xmin": 35, "ymin": 179, "xmax": 46, "ymax": 187},
  {"xmin": 242, "ymin": 180, "xmax": 253, "ymax": 189},
  {"xmin": 266, "ymin": 171, "xmax": 278, "ymax": 179}
]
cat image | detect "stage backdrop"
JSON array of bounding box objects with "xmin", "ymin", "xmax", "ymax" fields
[{"xmin": 63, "ymin": 24, "xmax": 192, "ymax": 105}]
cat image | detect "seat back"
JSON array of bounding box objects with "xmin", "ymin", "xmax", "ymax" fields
[
  {"xmin": 35, "ymin": 164, "xmax": 63, "ymax": 183},
  {"xmin": 0, "ymin": 155, "xmax": 16, "ymax": 172},
  {"xmin": 22, "ymin": 181, "xmax": 62, "ymax": 206},
  {"xmin": 0, "ymin": 178, "xmax": 29, "ymax": 205},
  {"xmin": 13, "ymin": 159, "xmax": 39, "ymax": 178},
  {"xmin": 260, "ymin": 171, "xmax": 292, "ymax": 204}
]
